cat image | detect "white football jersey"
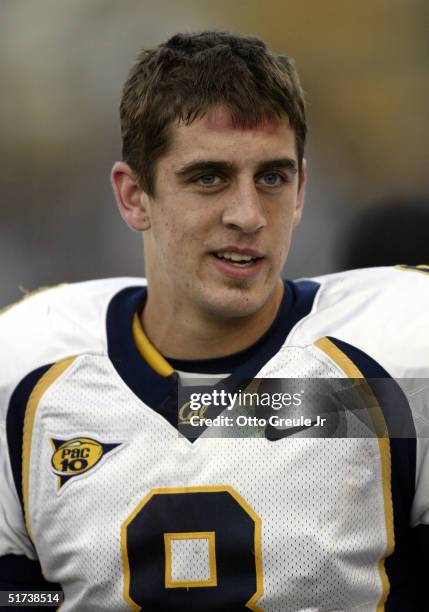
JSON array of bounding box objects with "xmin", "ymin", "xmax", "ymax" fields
[{"xmin": 0, "ymin": 266, "xmax": 428, "ymax": 611}]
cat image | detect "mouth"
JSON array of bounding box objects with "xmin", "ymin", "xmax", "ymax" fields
[
  {"xmin": 213, "ymin": 251, "xmax": 263, "ymax": 267},
  {"xmin": 210, "ymin": 248, "xmax": 265, "ymax": 279}
]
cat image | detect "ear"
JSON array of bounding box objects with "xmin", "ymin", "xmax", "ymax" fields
[
  {"xmin": 110, "ymin": 161, "xmax": 151, "ymax": 231},
  {"xmin": 293, "ymin": 158, "xmax": 306, "ymax": 227}
]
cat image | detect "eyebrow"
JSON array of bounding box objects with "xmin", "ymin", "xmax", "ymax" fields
[
  {"xmin": 257, "ymin": 158, "xmax": 298, "ymax": 174},
  {"xmin": 175, "ymin": 157, "xmax": 298, "ymax": 179}
]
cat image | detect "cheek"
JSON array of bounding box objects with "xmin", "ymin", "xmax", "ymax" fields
[
  {"xmin": 154, "ymin": 219, "xmax": 197, "ymax": 268},
  {"xmin": 267, "ymin": 219, "xmax": 296, "ymax": 269},
  {"xmin": 153, "ymin": 207, "xmax": 185, "ymax": 243}
]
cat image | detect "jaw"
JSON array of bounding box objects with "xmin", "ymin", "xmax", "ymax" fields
[
  {"xmin": 192, "ymin": 263, "xmax": 282, "ymax": 320},
  {"xmin": 142, "ymin": 254, "xmax": 284, "ymax": 359},
  {"xmin": 144, "ymin": 241, "xmax": 283, "ymax": 323}
]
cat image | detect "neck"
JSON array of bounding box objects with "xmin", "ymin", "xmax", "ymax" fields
[{"xmin": 141, "ymin": 281, "xmax": 284, "ymax": 360}]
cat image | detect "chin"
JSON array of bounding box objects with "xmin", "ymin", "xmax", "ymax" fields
[{"xmin": 199, "ymin": 282, "xmax": 272, "ymax": 319}]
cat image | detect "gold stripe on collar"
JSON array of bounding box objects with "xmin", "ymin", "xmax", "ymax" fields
[{"xmin": 132, "ymin": 313, "xmax": 173, "ymax": 377}]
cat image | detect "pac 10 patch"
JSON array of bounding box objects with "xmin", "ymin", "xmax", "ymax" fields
[{"xmin": 50, "ymin": 437, "xmax": 120, "ymax": 489}]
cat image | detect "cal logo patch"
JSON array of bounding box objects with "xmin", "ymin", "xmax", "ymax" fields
[{"xmin": 50, "ymin": 437, "xmax": 120, "ymax": 489}]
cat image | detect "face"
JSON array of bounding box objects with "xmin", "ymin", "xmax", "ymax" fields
[{"xmin": 121, "ymin": 107, "xmax": 305, "ymax": 321}]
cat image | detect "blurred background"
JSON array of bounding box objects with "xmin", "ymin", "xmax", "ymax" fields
[{"xmin": 1, "ymin": 0, "xmax": 428, "ymax": 307}]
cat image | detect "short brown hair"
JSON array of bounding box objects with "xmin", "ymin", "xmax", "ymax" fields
[{"xmin": 120, "ymin": 31, "xmax": 307, "ymax": 196}]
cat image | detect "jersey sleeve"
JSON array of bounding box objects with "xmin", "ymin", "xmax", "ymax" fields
[
  {"xmin": 411, "ymin": 383, "xmax": 429, "ymax": 527},
  {"xmin": 0, "ymin": 330, "xmax": 36, "ymax": 563},
  {"xmin": 301, "ymin": 265, "xmax": 429, "ymax": 606},
  {"xmin": 394, "ymin": 269, "xmax": 429, "ymax": 531},
  {"xmin": 0, "ymin": 285, "xmax": 92, "ymax": 588},
  {"xmin": 0, "ymin": 297, "xmax": 50, "ymax": 589},
  {"xmin": 0, "ymin": 383, "xmax": 58, "ymax": 592},
  {"xmin": 0, "ymin": 279, "xmax": 136, "ymax": 591}
]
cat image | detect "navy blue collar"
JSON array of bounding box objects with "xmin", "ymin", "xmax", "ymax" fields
[{"xmin": 106, "ymin": 279, "xmax": 320, "ymax": 434}]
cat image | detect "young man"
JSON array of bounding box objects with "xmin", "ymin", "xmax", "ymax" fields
[{"xmin": 0, "ymin": 32, "xmax": 428, "ymax": 611}]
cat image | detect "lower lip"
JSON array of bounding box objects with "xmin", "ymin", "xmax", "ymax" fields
[{"xmin": 211, "ymin": 254, "xmax": 264, "ymax": 280}]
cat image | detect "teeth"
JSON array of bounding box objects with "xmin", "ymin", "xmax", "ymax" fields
[{"xmin": 216, "ymin": 251, "xmax": 255, "ymax": 263}]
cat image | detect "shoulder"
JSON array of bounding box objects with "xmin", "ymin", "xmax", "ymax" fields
[
  {"xmin": 0, "ymin": 277, "xmax": 146, "ymax": 411},
  {"xmin": 314, "ymin": 265, "xmax": 429, "ymax": 307},
  {"xmin": 292, "ymin": 266, "xmax": 429, "ymax": 377}
]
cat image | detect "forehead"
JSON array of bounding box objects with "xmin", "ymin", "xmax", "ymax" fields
[
  {"xmin": 201, "ymin": 106, "xmax": 284, "ymax": 134},
  {"xmin": 164, "ymin": 107, "xmax": 297, "ymax": 167}
]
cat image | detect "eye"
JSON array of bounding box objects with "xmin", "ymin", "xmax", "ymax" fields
[
  {"xmin": 195, "ymin": 174, "xmax": 222, "ymax": 187},
  {"xmin": 258, "ymin": 172, "xmax": 287, "ymax": 187}
]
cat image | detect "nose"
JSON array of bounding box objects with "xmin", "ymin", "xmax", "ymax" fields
[{"xmin": 222, "ymin": 179, "xmax": 267, "ymax": 234}]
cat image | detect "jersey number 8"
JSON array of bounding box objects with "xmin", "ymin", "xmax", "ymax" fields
[{"xmin": 121, "ymin": 486, "xmax": 263, "ymax": 611}]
